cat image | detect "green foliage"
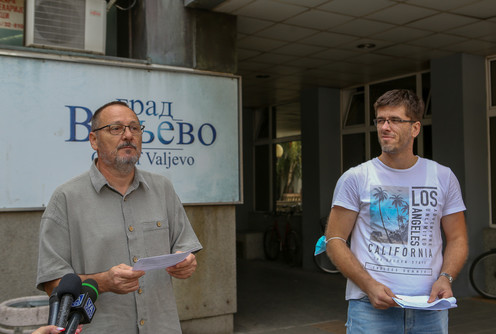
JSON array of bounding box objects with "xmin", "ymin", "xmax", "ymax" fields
[{"xmin": 276, "ymin": 141, "xmax": 302, "ymax": 196}]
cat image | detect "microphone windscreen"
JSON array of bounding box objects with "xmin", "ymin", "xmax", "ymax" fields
[
  {"xmin": 56, "ymin": 273, "xmax": 82, "ymax": 299},
  {"xmin": 81, "ymin": 279, "xmax": 99, "ymax": 301}
]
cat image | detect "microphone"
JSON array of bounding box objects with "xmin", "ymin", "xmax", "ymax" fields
[
  {"xmin": 47, "ymin": 287, "xmax": 59, "ymax": 325},
  {"xmin": 65, "ymin": 279, "xmax": 99, "ymax": 334},
  {"xmin": 55, "ymin": 273, "xmax": 82, "ymax": 328}
]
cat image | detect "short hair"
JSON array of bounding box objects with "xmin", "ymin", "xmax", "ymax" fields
[
  {"xmin": 373, "ymin": 89, "xmax": 425, "ymax": 122},
  {"xmin": 91, "ymin": 101, "xmax": 130, "ymax": 131}
]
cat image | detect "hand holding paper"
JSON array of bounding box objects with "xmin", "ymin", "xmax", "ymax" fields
[
  {"xmin": 393, "ymin": 295, "xmax": 457, "ymax": 310},
  {"xmin": 132, "ymin": 251, "xmax": 193, "ymax": 272},
  {"xmin": 166, "ymin": 252, "xmax": 198, "ymax": 279}
]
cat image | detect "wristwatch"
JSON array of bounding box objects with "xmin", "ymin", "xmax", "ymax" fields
[{"xmin": 439, "ymin": 272, "xmax": 453, "ymax": 284}]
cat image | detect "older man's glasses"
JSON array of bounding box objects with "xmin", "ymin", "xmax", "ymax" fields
[
  {"xmin": 373, "ymin": 118, "xmax": 417, "ymax": 126},
  {"xmin": 93, "ymin": 124, "xmax": 145, "ymax": 136}
]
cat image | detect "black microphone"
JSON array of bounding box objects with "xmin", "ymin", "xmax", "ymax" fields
[
  {"xmin": 55, "ymin": 273, "xmax": 82, "ymax": 328},
  {"xmin": 65, "ymin": 279, "xmax": 99, "ymax": 334},
  {"xmin": 47, "ymin": 287, "xmax": 59, "ymax": 325}
]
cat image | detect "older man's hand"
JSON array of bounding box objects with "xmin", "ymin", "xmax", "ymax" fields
[{"xmin": 166, "ymin": 253, "xmax": 197, "ymax": 279}]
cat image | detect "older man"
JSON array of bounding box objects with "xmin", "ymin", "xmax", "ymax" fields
[{"xmin": 37, "ymin": 101, "xmax": 202, "ymax": 333}]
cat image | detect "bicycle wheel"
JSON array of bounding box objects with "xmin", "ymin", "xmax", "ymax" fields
[
  {"xmin": 264, "ymin": 228, "xmax": 280, "ymax": 260},
  {"xmin": 314, "ymin": 249, "xmax": 340, "ymax": 274},
  {"xmin": 284, "ymin": 230, "xmax": 302, "ymax": 266},
  {"xmin": 470, "ymin": 250, "xmax": 496, "ymax": 299}
]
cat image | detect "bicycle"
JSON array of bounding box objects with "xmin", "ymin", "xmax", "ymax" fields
[
  {"xmin": 263, "ymin": 206, "xmax": 302, "ymax": 266},
  {"xmin": 469, "ymin": 248, "xmax": 496, "ymax": 299},
  {"xmin": 313, "ymin": 216, "xmax": 340, "ymax": 274}
]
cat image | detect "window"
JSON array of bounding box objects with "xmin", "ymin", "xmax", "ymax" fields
[
  {"xmin": 369, "ymin": 76, "xmax": 417, "ymax": 126},
  {"xmin": 275, "ymin": 103, "xmax": 300, "ymax": 138},
  {"xmin": 0, "ymin": 1, "xmax": 121, "ymax": 57},
  {"xmin": 0, "ymin": 0, "xmax": 24, "ymax": 47},
  {"xmin": 487, "ymin": 58, "xmax": 496, "ymax": 227},
  {"xmin": 254, "ymin": 145, "xmax": 271, "ymax": 212},
  {"xmin": 341, "ymin": 72, "xmax": 432, "ymax": 171},
  {"xmin": 275, "ymin": 141, "xmax": 302, "ymax": 212},
  {"xmin": 344, "ymin": 90, "xmax": 365, "ymax": 127},
  {"xmin": 343, "ymin": 133, "xmax": 365, "ymax": 172},
  {"xmin": 253, "ymin": 102, "xmax": 302, "ymax": 213},
  {"xmin": 253, "ymin": 107, "xmax": 272, "ymax": 212},
  {"xmin": 491, "ymin": 59, "xmax": 496, "ymax": 108},
  {"xmin": 489, "ymin": 118, "xmax": 496, "ymax": 226}
]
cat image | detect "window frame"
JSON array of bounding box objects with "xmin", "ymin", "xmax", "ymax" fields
[
  {"xmin": 486, "ymin": 57, "xmax": 496, "ymax": 228},
  {"xmin": 253, "ymin": 101, "xmax": 301, "ymax": 213}
]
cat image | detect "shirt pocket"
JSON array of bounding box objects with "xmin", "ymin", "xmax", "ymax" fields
[{"xmin": 143, "ymin": 219, "xmax": 171, "ymax": 257}]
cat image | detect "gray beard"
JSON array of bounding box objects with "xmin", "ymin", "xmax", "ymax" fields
[
  {"xmin": 381, "ymin": 144, "xmax": 396, "ymax": 154},
  {"xmin": 379, "ymin": 138, "xmax": 398, "ymax": 154},
  {"xmin": 114, "ymin": 156, "xmax": 138, "ymax": 173},
  {"xmin": 101, "ymin": 141, "xmax": 140, "ymax": 173},
  {"xmin": 99, "ymin": 151, "xmax": 139, "ymax": 174}
]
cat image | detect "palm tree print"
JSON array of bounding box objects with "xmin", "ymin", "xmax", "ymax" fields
[
  {"xmin": 391, "ymin": 194, "xmax": 407, "ymax": 244},
  {"xmin": 370, "ymin": 186, "xmax": 410, "ymax": 244},
  {"xmin": 372, "ymin": 187, "xmax": 392, "ymax": 243}
]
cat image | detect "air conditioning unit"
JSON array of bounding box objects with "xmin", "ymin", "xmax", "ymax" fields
[{"xmin": 24, "ymin": 0, "xmax": 106, "ymax": 54}]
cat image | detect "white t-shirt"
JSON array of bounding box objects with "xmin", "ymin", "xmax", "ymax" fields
[{"xmin": 332, "ymin": 157, "xmax": 466, "ymax": 300}]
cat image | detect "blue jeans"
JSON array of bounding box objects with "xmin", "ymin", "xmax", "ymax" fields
[{"xmin": 346, "ymin": 297, "xmax": 448, "ymax": 334}]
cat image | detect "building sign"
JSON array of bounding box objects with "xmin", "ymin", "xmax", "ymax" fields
[
  {"xmin": 0, "ymin": 50, "xmax": 241, "ymax": 209},
  {"xmin": 0, "ymin": 0, "xmax": 23, "ymax": 30}
]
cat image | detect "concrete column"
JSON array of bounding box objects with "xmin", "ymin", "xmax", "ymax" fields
[
  {"xmin": 301, "ymin": 87, "xmax": 341, "ymax": 270},
  {"xmin": 0, "ymin": 211, "xmax": 44, "ymax": 300},
  {"xmin": 131, "ymin": 0, "xmax": 236, "ymax": 73},
  {"xmin": 177, "ymin": 206, "xmax": 237, "ymax": 333},
  {"xmin": 431, "ymin": 53, "xmax": 489, "ymax": 297}
]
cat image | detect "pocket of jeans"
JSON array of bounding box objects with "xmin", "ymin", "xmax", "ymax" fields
[{"xmin": 358, "ymin": 295, "xmax": 370, "ymax": 303}]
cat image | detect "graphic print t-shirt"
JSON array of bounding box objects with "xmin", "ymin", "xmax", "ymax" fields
[{"xmin": 332, "ymin": 157, "xmax": 466, "ymax": 300}]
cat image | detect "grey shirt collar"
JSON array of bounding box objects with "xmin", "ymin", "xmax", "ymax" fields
[{"xmin": 89, "ymin": 159, "xmax": 150, "ymax": 194}]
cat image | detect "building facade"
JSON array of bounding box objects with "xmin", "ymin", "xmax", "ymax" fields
[{"xmin": 1, "ymin": 1, "xmax": 496, "ymax": 333}]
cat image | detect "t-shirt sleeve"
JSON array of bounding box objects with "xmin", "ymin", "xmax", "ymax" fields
[
  {"xmin": 442, "ymin": 170, "xmax": 466, "ymax": 217},
  {"xmin": 331, "ymin": 168, "xmax": 361, "ymax": 213}
]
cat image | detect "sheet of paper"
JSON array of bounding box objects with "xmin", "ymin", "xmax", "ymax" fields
[
  {"xmin": 132, "ymin": 251, "xmax": 192, "ymax": 272},
  {"xmin": 393, "ymin": 295, "xmax": 457, "ymax": 310}
]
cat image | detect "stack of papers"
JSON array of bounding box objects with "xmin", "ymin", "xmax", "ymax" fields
[{"xmin": 393, "ymin": 295, "xmax": 457, "ymax": 310}]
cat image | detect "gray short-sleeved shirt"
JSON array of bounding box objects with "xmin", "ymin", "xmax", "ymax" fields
[{"xmin": 37, "ymin": 162, "xmax": 202, "ymax": 334}]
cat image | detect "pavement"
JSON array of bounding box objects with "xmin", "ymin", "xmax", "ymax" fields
[{"xmin": 234, "ymin": 259, "xmax": 496, "ymax": 334}]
